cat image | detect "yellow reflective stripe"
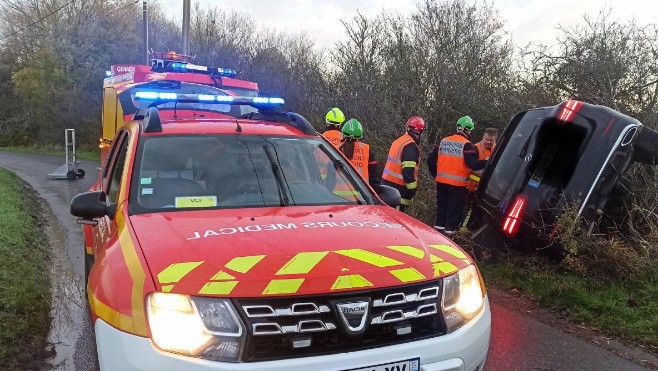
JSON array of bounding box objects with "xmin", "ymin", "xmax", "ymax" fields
[
  {"xmin": 199, "ymin": 281, "xmax": 239, "ymax": 295},
  {"xmin": 225, "ymin": 255, "xmax": 265, "ymax": 273},
  {"xmin": 429, "ymin": 244, "xmax": 467, "ymax": 260},
  {"xmin": 433, "ymin": 262, "xmax": 458, "ymax": 276},
  {"xmin": 469, "ymin": 174, "xmax": 480, "ymax": 182},
  {"xmin": 211, "ymin": 270, "xmax": 236, "ymax": 281},
  {"xmin": 331, "ymin": 274, "xmax": 374, "ymax": 290},
  {"xmin": 429, "ymin": 254, "xmax": 444, "ymax": 262},
  {"xmin": 89, "ymin": 290, "xmax": 133, "ymax": 333},
  {"xmin": 276, "ymin": 252, "xmax": 329, "ymax": 275},
  {"xmin": 387, "ymin": 245, "xmax": 425, "ymax": 259},
  {"xmin": 116, "ymin": 212, "xmax": 148, "ymax": 336},
  {"xmin": 263, "ymin": 279, "xmax": 305, "ymax": 295},
  {"xmin": 406, "ymin": 181, "xmax": 417, "ymax": 190},
  {"xmin": 400, "ymin": 198, "xmax": 412, "ymax": 206},
  {"xmin": 161, "ymin": 285, "xmax": 174, "ymax": 293},
  {"xmin": 389, "ymin": 267, "xmax": 426, "ymax": 283},
  {"xmin": 86, "ymin": 246, "xmax": 93, "ymax": 255},
  {"xmin": 401, "ymin": 161, "xmax": 417, "ymax": 168},
  {"xmin": 333, "ymin": 191, "xmax": 360, "ymax": 196},
  {"xmin": 158, "ymin": 261, "xmax": 203, "ymax": 284},
  {"xmin": 334, "ymin": 249, "xmax": 403, "ymax": 268}
]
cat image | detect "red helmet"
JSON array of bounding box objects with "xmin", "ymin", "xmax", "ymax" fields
[{"xmin": 406, "ymin": 116, "xmax": 426, "ymax": 131}]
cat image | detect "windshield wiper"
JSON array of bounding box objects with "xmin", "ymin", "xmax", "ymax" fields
[{"xmin": 263, "ymin": 145, "xmax": 290, "ymax": 206}]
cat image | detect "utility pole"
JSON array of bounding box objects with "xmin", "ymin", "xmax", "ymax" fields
[
  {"xmin": 182, "ymin": 0, "xmax": 191, "ymax": 55},
  {"xmin": 143, "ymin": 1, "xmax": 149, "ymax": 64}
]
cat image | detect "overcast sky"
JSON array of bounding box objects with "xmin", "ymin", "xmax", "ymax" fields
[{"xmin": 160, "ymin": 0, "xmax": 658, "ymax": 49}]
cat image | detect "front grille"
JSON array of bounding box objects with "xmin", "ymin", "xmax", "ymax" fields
[{"xmin": 234, "ymin": 280, "xmax": 446, "ymax": 362}]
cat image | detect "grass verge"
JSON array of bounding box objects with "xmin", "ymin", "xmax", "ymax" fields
[
  {"xmin": 0, "ymin": 168, "xmax": 52, "ymax": 368},
  {"xmin": 1, "ymin": 145, "xmax": 100, "ymax": 161},
  {"xmin": 479, "ymin": 260, "xmax": 658, "ymax": 349}
]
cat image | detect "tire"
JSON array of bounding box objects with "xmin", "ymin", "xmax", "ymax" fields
[
  {"xmin": 632, "ymin": 126, "xmax": 658, "ymax": 165},
  {"xmin": 66, "ymin": 170, "xmax": 77, "ymax": 180},
  {"xmin": 77, "ymin": 168, "xmax": 85, "ymax": 178}
]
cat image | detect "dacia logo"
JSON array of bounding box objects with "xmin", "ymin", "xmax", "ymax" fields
[{"xmin": 336, "ymin": 300, "xmax": 370, "ymax": 334}]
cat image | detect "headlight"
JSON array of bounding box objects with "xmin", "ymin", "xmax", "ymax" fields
[
  {"xmin": 441, "ymin": 264, "xmax": 485, "ymax": 332},
  {"xmin": 146, "ymin": 293, "xmax": 245, "ymax": 362}
]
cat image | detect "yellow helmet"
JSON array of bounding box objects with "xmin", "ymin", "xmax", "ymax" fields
[{"xmin": 325, "ymin": 107, "xmax": 345, "ymax": 126}]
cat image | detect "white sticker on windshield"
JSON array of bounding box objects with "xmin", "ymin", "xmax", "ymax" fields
[
  {"xmin": 140, "ymin": 177, "xmax": 152, "ymax": 185},
  {"xmin": 142, "ymin": 188, "xmax": 154, "ymax": 195}
]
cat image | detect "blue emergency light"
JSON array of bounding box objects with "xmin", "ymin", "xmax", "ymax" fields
[
  {"xmin": 105, "ymin": 70, "xmax": 112, "ymax": 78},
  {"xmin": 163, "ymin": 61, "xmax": 237, "ymax": 78},
  {"xmin": 133, "ymin": 92, "xmax": 284, "ymax": 106}
]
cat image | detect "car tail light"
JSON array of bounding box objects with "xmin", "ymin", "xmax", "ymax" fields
[{"xmin": 502, "ymin": 195, "xmax": 528, "ymax": 237}]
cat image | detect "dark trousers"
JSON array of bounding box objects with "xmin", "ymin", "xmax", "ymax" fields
[{"xmin": 435, "ymin": 182, "xmax": 467, "ymax": 231}]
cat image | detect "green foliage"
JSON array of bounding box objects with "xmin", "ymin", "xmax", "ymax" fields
[
  {"xmin": 0, "ymin": 169, "xmax": 51, "ymax": 368},
  {"xmin": 482, "ymin": 262, "xmax": 658, "ymax": 347}
]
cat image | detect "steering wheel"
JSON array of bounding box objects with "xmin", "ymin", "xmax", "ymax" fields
[{"xmin": 235, "ymin": 179, "xmax": 261, "ymax": 194}]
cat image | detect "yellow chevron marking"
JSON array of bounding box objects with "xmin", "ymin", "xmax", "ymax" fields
[
  {"xmin": 225, "ymin": 255, "xmax": 265, "ymax": 273},
  {"xmin": 331, "ymin": 274, "xmax": 373, "ymax": 290},
  {"xmin": 389, "ymin": 267, "xmax": 426, "ymax": 283},
  {"xmin": 430, "ymin": 254, "xmax": 444, "ymax": 262},
  {"xmin": 263, "ymin": 279, "xmax": 305, "ymax": 295},
  {"xmin": 334, "ymin": 249, "xmax": 403, "ymax": 267},
  {"xmin": 161, "ymin": 285, "xmax": 174, "ymax": 293},
  {"xmin": 433, "ymin": 262, "xmax": 459, "ymax": 277},
  {"xmin": 387, "ymin": 245, "xmax": 425, "ymax": 259},
  {"xmin": 211, "ymin": 271, "xmax": 236, "ymax": 281},
  {"xmin": 429, "ymin": 244, "xmax": 467, "ymax": 260},
  {"xmin": 157, "ymin": 261, "xmax": 203, "ymax": 284},
  {"xmin": 276, "ymin": 252, "xmax": 329, "ymax": 275},
  {"xmin": 199, "ymin": 281, "xmax": 239, "ymax": 295}
]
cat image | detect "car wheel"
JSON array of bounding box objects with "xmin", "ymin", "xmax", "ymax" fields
[{"xmin": 632, "ymin": 126, "xmax": 658, "ymax": 165}]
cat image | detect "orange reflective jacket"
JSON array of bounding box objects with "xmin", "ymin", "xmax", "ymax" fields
[
  {"xmin": 323, "ymin": 130, "xmax": 342, "ymax": 149},
  {"xmin": 383, "ymin": 133, "xmax": 419, "ymax": 187},
  {"xmin": 347, "ymin": 141, "xmax": 370, "ymax": 180},
  {"xmin": 435, "ymin": 134, "xmax": 470, "ymax": 187},
  {"xmin": 466, "ymin": 142, "xmax": 493, "ymax": 192}
]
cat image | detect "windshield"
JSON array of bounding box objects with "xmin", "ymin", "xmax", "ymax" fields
[
  {"xmin": 118, "ymin": 82, "xmax": 258, "ymax": 118},
  {"xmin": 130, "ymin": 135, "xmax": 372, "ymax": 213}
]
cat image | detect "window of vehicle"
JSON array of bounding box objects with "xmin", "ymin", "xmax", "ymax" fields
[
  {"xmin": 107, "ymin": 135, "xmax": 129, "ymax": 204},
  {"xmin": 129, "ymin": 135, "xmax": 371, "ymax": 213}
]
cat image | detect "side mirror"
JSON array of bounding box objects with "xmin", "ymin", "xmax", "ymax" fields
[
  {"xmin": 373, "ymin": 184, "xmax": 401, "ymax": 208},
  {"xmin": 70, "ymin": 191, "xmax": 116, "ymax": 220}
]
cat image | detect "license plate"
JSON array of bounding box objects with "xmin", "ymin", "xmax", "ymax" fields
[{"xmin": 346, "ymin": 358, "xmax": 420, "ymax": 371}]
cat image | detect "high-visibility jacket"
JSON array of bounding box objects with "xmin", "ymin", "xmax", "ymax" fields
[
  {"xmin": 332, "ymin": 142, "xmax": 370, "ymax": 201},
  {"xmin": 383, "ymin": 133, "xmax": 420, "ymax": 187},
  {"xmin": 467, "ymin": 142, "xmax": 493, "ymax": 192},
  {"xmin": 436, "ymin": 134, "xmax": 471, "ymax": 187},
  {"xmin": 323, "ymin": 129, "xmax": 342, "ymax": 149},
  {"xmin": 347, "ymin": 141, "xmax": 370, "ymax": 180}
]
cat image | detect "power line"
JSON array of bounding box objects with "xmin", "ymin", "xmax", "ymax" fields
[{"xmin": 0, "ymin": 0, "xmax": 77, "ymax": 42}]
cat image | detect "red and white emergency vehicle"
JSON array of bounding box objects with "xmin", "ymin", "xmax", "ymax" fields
[{"xmin": 72, "ymin": 55, "xmax": 490, "ymax": 370}]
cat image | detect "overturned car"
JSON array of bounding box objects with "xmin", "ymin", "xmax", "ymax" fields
[{"xmin": 472, "ymin": 100, "xmax": 658, "ymax": 252}]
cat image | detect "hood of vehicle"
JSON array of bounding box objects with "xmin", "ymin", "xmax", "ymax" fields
[{"xmin": 129, "ymin": 205, "xmax": 473, "ymax": 297}]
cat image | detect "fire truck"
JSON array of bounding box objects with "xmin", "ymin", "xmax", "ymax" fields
[{"xmin": 101, "ymin": 51, "xmax": 259, "ymax": 163}]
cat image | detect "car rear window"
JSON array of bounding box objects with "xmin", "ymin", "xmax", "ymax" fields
[{"xmin": 129, "ymin": 135, "xmax": 371, "ymax": 213}]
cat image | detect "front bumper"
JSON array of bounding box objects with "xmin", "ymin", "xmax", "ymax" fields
[{"xmin": 95, "ymin": 296, "xmax": 491, "ymax": 371}]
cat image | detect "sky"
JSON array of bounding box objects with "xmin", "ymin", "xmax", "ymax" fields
[{"xmin": 160, "ymin": 0, "xmax": 658, "ymax": 49}]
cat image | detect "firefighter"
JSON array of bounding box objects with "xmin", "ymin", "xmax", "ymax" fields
[
  {"xmin": 339, "ymin": 118, "xmax": 380, "ymax": 187},
  {"xmin": 382, "ymin": 116, "xmax": 426, "ymax": 212},
  {"xmin": 323, "ymin": 107, "xmax": 346, "ymax": 148},
  {"xmin": 427, "ymin": 116, "xmax": 487, "ymax": 234},
  {"xmin": 464, "ymin": 127, "xmax": 498, "ymax": 230}
]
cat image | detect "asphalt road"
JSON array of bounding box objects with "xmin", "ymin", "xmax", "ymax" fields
[{"xmin": 0, "ymin": 150, "xmax": 655, "ymax": 371}]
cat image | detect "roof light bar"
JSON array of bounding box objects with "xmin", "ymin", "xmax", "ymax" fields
[{"xmin": 132, "ymin": 92, "xmax": 284, "ymax": 106}]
